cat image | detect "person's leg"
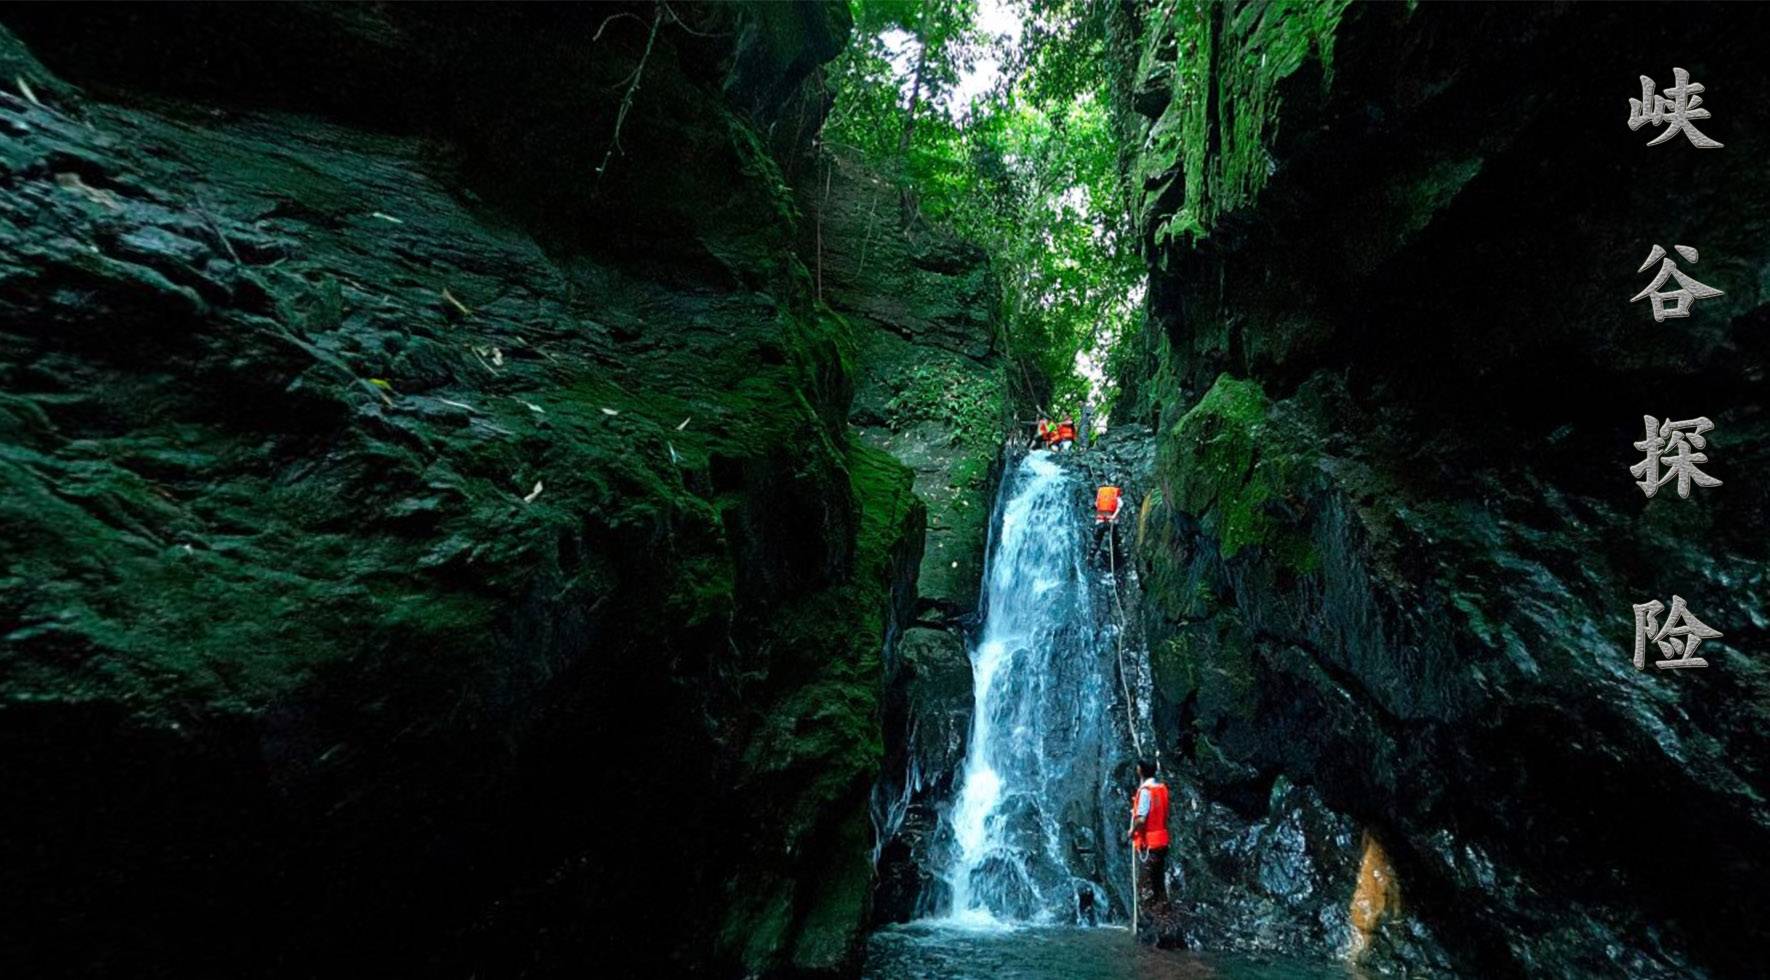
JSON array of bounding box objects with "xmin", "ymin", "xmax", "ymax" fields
[
  {"xmin": 1149, "ymin": 847, "xmax": 1168, "ymax": 903},
  {"xmin": 1137, "ymin": 848, "xmax": 1155, "ymax": 905}
]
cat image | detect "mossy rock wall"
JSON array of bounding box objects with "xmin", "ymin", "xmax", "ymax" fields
[
  {"xmin": 807, "ymin": 151, "xmax": 1005, "ymax": 619},
  {"xmin": 0, "ymin": 4, "xmax": 930, "ymax": 976},
  {"xmin": 1111, "ymin": 1, "xmax": 1770, "ymax": 975},
  {"xmin": 797, "ymin": 151, "xmax": 1006, "ymax": 925}
]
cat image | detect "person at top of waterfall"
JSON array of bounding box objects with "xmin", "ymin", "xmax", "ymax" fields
[
  {"xmin": 1054, "ymin": 418, "xmax": 1077, "ymax": 452},
  {"xmin": 1129, "ymin": 759, "xmax": 1171, "ymax": 906},
  {"xmin": 1035, "ymin": 417, "xmax": 1053, "ymax": 450}
]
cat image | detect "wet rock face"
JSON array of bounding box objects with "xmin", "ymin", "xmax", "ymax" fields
[
  {"xmin": 0, "ymin": 4, "xmax": 929, "ymax": 976},
  {"xmin": 871, "ymin": 625, "xmax": 971, "ymax": 924},
  {"xmin": 818, "ymin": 152, "xmax": 1004, "ymax": 620},
  {"xmin": 1111, "ymin": 2, "xmax": 1770, "ymax": 976},
  {"xmin": 801, "ymin": 152, "xmax": 1006, "ymax": 927}
]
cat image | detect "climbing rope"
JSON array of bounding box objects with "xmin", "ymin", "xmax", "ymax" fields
[
  {"xmin": 1107, "ymin": 526, "xmax": 1143, "ymax": 760},
  {"xmin": 1111, "ymin": 526, "xmax": 1152, "ymax": 938}
]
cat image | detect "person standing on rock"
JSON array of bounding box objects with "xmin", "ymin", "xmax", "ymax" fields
[{"xmin": 1129, "ymin": 759, "xmax": 1171, "ymax": 907}]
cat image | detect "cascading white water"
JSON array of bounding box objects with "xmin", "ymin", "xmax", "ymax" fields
[{"xmin": 941, "ymin": 451, "xmax": 1142, "ymax": 925}]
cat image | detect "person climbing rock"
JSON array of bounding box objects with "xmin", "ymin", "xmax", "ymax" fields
[
  {"xmin": 1054, "ymin": 417, "xmax": 1077, "ymax": 452},
  {"xmin": 1092, "ymin": 483, "xmax": 1123, "ymax": 562},
  {"xmin": 1129, "ymin": 759, "xmax": 1170, "ymax": 907},
  {"xmin": 1095, "ymin": 484, "xmax": 1122, "ymax": 523}
]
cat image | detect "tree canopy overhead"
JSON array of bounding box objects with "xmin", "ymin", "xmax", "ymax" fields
[{"xmin": 824, "ymin": 0, "xmax": 1145, "ymax": 420}]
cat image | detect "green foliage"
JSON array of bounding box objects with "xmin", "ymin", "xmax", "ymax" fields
[
  {"xmin": 883, "ymin": 359, "xmax": 1002, "ymax": 451},
  {"xmin": 825, "ymin": 0, "xmax": 1145, "ymax": 417}
]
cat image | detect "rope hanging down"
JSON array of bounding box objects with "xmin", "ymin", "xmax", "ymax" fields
[{"xmin": 1108, "ymin": 528, "xmax": 1144, "ymax": 761}]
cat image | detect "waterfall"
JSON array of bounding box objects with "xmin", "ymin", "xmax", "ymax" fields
[{"xmin": 940, "ymin": 450, "xmax": 1146, "ymax": 925}]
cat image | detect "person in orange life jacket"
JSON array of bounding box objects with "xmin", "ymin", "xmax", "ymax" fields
[
  {"xmin": 1034, "ymin": 418, "xmax": 1053, "ymax": 450},
  {"xmin": 1092, "ymin": 483, "xmax": 1123, "ymax": 560},
  {"xmin": 1054, "ymin": 418, "xmax": 1077, "ymax": 452},
  {"xmin": 1128, "ymin": 758, "xmax": 1170, "ymax": 905}
]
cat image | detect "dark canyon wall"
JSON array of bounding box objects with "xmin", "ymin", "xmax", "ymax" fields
[
  {"xmin": 1109, "ymin": 2, "xmax": 1770, "ymax": 976},
  {"xmin": 0, "ymin": 3, "xmax": 993, "ymax": 975}
]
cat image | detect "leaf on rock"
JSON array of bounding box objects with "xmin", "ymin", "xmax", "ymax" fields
[{"xmin": 441, "ymin": 287, "xmax": 473, "ymax": 316}]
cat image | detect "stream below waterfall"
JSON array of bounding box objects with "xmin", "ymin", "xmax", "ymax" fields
[{"xmin": 863, "ymin": 922, "xmax": 1350, "ymax": 979}]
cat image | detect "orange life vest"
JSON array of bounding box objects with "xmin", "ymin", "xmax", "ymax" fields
[
  {"xmin": 1056, "ymin": 421, "xmax": 1077, "ymax": 441},
  {"xmin": 1132, "ymin": 781, "xmax": 1171, "ymax": 850},
  {"xmin": 1095, "ymin": 486, "xmax": 1122, "ymax": 522}
]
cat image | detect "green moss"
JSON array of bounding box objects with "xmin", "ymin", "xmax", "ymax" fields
[
  {"xmin": 847, "ymin": 441, "xmax": 920, "ymax": 564},
  {"xmin": 1149, "ymin": 614, "xmax": 1259, "ymax": 739},
  {"xmin": 714, "ymin": 439, "xmax": 920, "ymax": 971},
  {"xmin": 882, "ymin": 358, "xmax": 1004, "ymax": 455},
  {"xmin": 1143, "ymin": 0, "xmax": 1353, "ymax": 245},
  {"xmin": 1390, "ymin": 156, "xmax": 1484, "ymax": 241},
  {"xmin": 1, "ymin": 13, "xmax": 905, "ymax": 976},
  {"xmin": 1162, "ymin": 373, "xmax": 1317, "ymax": 568},
  {"xmin": 851, "ymin": 330, "xmax": 999, "ymax": 609},
  {"xmin": 720, "ymin": 880, "xmax": 796, "ymax": 974},
  {"xmin": 949, "ymin": 449, "xmax": 991, "ymax": 492},
  {"xmin": 727, "ymin": 106, "xmax": 802, "ymax": 239},
  {"xmin": 1152, "ymin": 633, "xmax": 1200, "ymax": 704},
  {"xmin": 789, "ymin": 799, "xmax": 875, "ymax": 971}
]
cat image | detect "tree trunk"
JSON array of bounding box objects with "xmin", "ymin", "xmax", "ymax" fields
[{"xmin": 896, "ymin": 33, "xmax": 927, "ymax": 223}]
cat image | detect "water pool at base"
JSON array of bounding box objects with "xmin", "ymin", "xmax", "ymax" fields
[{"xmin": 864, "ymin": 922, "xmax": 1354, "ymax": 980}]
